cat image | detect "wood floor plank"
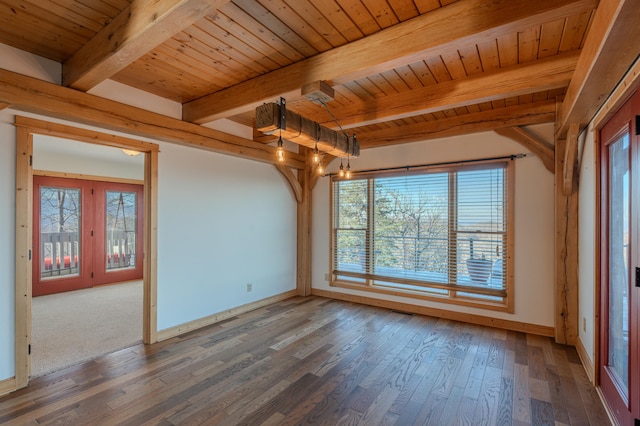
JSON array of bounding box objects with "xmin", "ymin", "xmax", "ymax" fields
[
  {"xmin": 0, "ymin": 296, "xmax": 611, "ymax": 425},
  {"xmin": 474, "ymin": 364, "xmax": 503, "ymax": 425},
  {"xmin": 530, "ymin": 397, "xmax": 555, "ymax": 425},
  {"xmin": 496, "ymin": 376, "xmax": 514, "ymax": 426},
  {"xmin": 513, "ymin": 363, "xmax": 531, "ymax": 423}
]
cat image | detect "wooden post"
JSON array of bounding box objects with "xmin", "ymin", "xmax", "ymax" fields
[
  {"xmin": 555, "ymin": 137, "xmax": 579, "ymax": 344},
  {"xmin": 14, "ymin": 126, "xmax": 32, "ymax": 390},
  {"xmin": 143, "ymin": 150, "xmax": 159, "ymax": 344},
  {"xmin": 296, "ymin": 148, "xmax": 313, "ymax": 296}
]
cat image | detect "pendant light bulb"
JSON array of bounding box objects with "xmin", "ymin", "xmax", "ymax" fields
[
  {"xmin": 338, "ymin": 160, "xmax": 345, "ymax": 178},
  {"xmin": 313, "ymin": 143, "xmax": 320, "ymax": 163},
  {"xmin": 317, "ymin": 163, "xmax": 324, "ymax": 175},
  {"xmin": 345, "ymin": 161, "xmax": 352, "ymax": 179},
  {"xmin": 276, "ymin": 135, "xmax": 285, "ymax": 162}
]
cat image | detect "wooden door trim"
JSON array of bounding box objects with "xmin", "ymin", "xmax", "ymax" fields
[
  {"xmin": 33, "ymin": 169, "xmax": 144, "ymax": 186},
  {"xmin": 14, "ymin": 116, "xmax": 159, "ymax": 393}
]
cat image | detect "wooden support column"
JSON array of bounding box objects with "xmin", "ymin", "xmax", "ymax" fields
[
  {"xmin": 14, "ymin": 126, "xmax": 32, "ymax": 390},
  {"xmin": 297, "ymin": 148, "xmax": 313, "ymax": 296},
  {"xmin": 563, "ymin": 123, "xmax": 580, "ymax": 194},
  {"xmin": 143, "ymin": 150, "xmax": 159, "ymax": 345},
  {"xmin": 555, "ymin": 137, "xmax": 579, "ymax": 345}
]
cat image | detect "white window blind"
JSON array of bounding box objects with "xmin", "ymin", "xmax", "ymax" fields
[{"xmin": 332, "ymin": 161, "xmax": 511, "ymax": 301}]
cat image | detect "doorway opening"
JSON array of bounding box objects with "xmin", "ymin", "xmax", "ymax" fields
[
  {"xmin": 32, "ymin": 176, "xmax": 144, "ymax": 296},
  {"xmin": 14, "ymin": 116, "xmax": 159, "ymax": 389}
]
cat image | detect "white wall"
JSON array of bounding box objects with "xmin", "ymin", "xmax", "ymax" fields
[
  {"xmin": 0, "ymin": 44, "xmax": 297, "ymax": 382},
  {"xmin": 312, "ymin": 129, "xmax": 556, "ymax": 327},
  {"xmin": 33, "ymin": 135, "xmax": 144, "ymax": 180},
  {"xmin": 156, "ymin": 143, "xmax": 296, "ymax": 329},
  {"xmin": 578, "ymin": 125, "xmax": 598, "ymax": 367}
]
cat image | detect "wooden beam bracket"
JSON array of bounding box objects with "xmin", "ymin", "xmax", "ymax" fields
[
  {"xmin": 275, "ymin": 164, "xmax": 303, "ymax": 204},
  {"xmin": 494, "ymin": 126, "xmax": 555, "ymax": 173}
]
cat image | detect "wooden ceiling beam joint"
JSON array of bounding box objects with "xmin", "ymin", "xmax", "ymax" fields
[
  {"xmin": 0, "ymin": 68, "xmax": 305, "ymax": 169},
  {"xmin": 183, "ymin": 0, "xmax": 597, "ymax": 124},
  {"xmin": 555, "ymin": 0, "xmax": 640, "ymax": 139},
  {"xmin": 358, "ymin": 100, "xmax": 556, "ymax": 150},
  {"xmin": 63, "ymin": 0, "xmax": 229, "ymax": 91}
]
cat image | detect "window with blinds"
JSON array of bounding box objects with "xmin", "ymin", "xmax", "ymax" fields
[{"xmin": 331, "ymin": 160, "xmax": 514, "ymax": 310}]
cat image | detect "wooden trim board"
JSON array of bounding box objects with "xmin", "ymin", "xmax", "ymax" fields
[
  {"xmin": 33, "ymin": 170, "xmax": 144, "ymax": 186},
  {"xmin": 575, "ymin": 335, "xmax": 595, "ymax": 384},
  {"xmin": 0, "ymin": 377, "xmax": 17, "ymax": 398},
  {"xmin": 312, "ymin": 288, "xmax": 555, "ymax": 337},
  {"xmin": 157, "ymin": 290, "xmax": 298, "ymax": 341}
]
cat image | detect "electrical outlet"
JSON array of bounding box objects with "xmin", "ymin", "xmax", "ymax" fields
[
  {"xmin": 583, "ymin": 317, "xmax": 586, "ymax": 332},
  {"xmin": 324, "ymin": 273, "xmax": 330, "ymax": 281},
  {"xmin": 247, "ymin": 283, "xmax": 252, "ymax": 292}
]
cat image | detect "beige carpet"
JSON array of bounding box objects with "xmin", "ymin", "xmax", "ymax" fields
[{"xmin": 31, "ymin": 281, "xmax": 142, "ymax": 377}]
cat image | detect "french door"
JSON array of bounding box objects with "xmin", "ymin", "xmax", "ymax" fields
[
  {"xmin": 599, "ymin": 90, "xmax": 640, "ymax": 425},
  {"xmin": 33, "ymin": 176, "xmax": 143, "ymax": 296}
]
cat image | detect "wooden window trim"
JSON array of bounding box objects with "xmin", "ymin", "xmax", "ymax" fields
[{"xmin": 330, "ymin": 158, "xmax": 515, "ymax": 313}]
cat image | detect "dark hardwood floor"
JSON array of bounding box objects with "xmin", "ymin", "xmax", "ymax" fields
[{"xmin": 0, "ymin": 296, "xmax": 611, "ymax": 425}]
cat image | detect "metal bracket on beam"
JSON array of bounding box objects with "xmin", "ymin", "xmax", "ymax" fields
[{"xmin": 279, "ymin": 97, "xmax": 286, "ymax": 131}]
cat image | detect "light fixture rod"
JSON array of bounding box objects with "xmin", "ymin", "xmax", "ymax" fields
[{"xmin": 279, "ymin": 97, "xmax": 286, "ymax": 130}]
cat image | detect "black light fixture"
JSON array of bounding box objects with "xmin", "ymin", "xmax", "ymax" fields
[{"xmin": 276, "ymin": 97, "xmax": 286, "ymax": 162}]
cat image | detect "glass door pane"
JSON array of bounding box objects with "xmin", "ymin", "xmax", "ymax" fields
[
  {"xmin": 105, "ymin": 190, "xmax": 137, "ymax": 271},
  {"xmin": 39, "ymin": 186, "xmax": 81, "ymax": 279},
  {"xmin": 607, "ymin": 133, "xmax": 630, "ymax": 396}
]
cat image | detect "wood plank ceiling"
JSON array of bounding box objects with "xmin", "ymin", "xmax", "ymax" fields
[{"xmin": 0, "ymin": 0, "xmax": 600, "ymax": 151}]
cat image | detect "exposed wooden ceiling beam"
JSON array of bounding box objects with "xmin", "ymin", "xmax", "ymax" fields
[
  {"xmin": 494, "ymin": 126, "xmax": 555, "ymax": 173},
  {"xmin": 324, "ymin": 52, "xmax": 577, "ymax": 129},
  {"xmin": 355, "ymin": 101, "xmax": 556, "ymax": 150},
  {"xmin": 63, "ymin": 0, "xmax": 227, "ymax": 91},
  {"xmin": 183, "ymin": 0, "xmax": 597, "ymax": 124},
  {"xmin": 0, "ymin": 68, "xmax": 305, "ymax": 169},
  {"xmin": 555, "ymin": 0, "xmax": 640, "ymax": 139}
]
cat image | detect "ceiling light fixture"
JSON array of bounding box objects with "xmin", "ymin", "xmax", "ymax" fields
[
  {"xmin": 276, "ymin": 97, "xmax": 286, "ymax": 163},
  {"xmin": 122, "ymin": 149, "xmax": 141, "ymax": 156}
]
